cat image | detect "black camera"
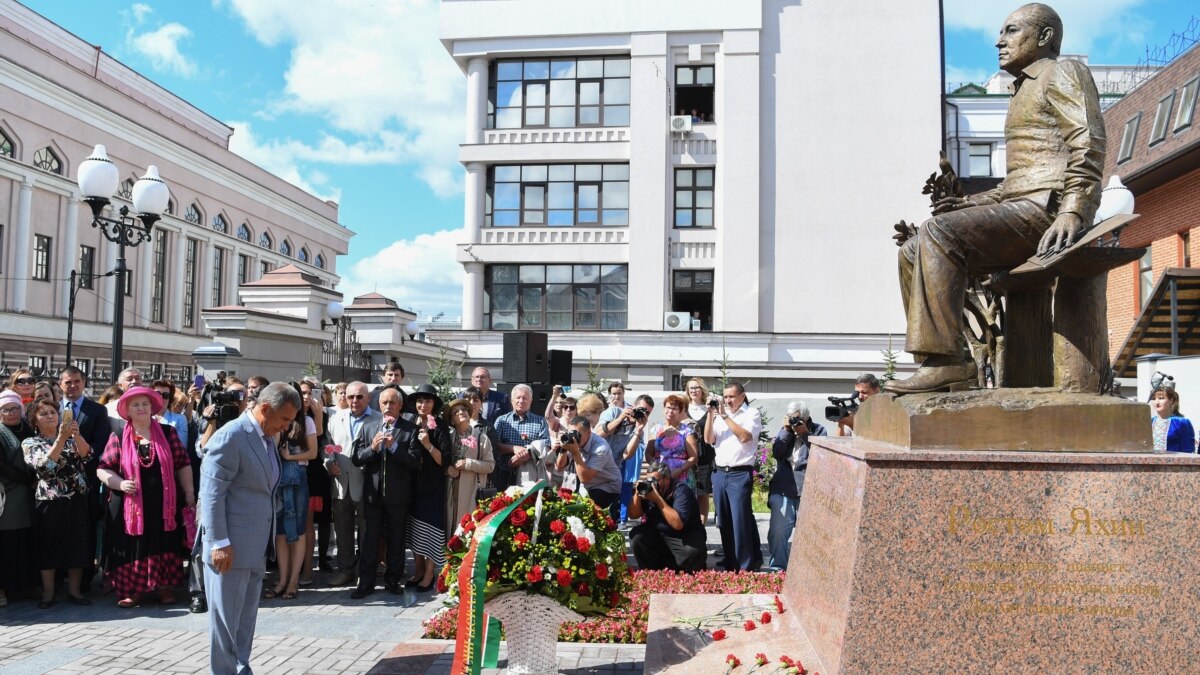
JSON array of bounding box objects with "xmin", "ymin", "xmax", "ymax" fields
[
  {"xmin": 824, "ymin": 393, "xmax": 860, "ymax": 423},
  {"xmin": 635, "ymin": 480, "xmax": 654, "ymax": 497},
  {"xmin": 560, "ymin": 430, "xmax": 581, "ymax": 447},
  {"xmin": 707, "ymin": 397, "xmax": 721, "ymax": 411},
  {"xmin": 200, "ymin": 371, "xmax": 245, "ymax": 427},
  {"xmin": 788, "ymin": 415, "xmax": 804, "ymax": 429},
  {"xmin": 631, "ymin": 407, "xmax": 647, "ymax": 421}
]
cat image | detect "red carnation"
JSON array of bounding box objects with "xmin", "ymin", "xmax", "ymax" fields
[
  {"xmin": 513, "ymin": 531, "xmax": 530, "ymax": 549},
  {"xmin": 761, "ymin": 611, "xmax": 772, "ymax": 624},
  {"xmin": 711, "ymin": 629, "xmax": 727, "ymax": 641},
  {"xmin": 556, "ymin": 569, "xmax": 573, "ymax": 586},
  {"xmin": 510, "ymin": 508, "xmax": 528, "ymax": 526},
  {"xmin": 550, "ymin": 519, "xmax": 566, "ymax": 534},
  {"xmin": 460, "ymin": 513, "xmax": 472, "ymax": 528},
  {"xmin": 605, "ymin": 516, "xmax": 616, "ymax": 531},
  {"xmin": 473, "ymin": 510, "xmax": 486, "ymax": 522},
  {"xmin": 780, "ymin": 656, "xmax": 794, "ymax": 667},
  {"xmin": 576, "ymin": 537, "xmax": 591, "ymax": 553},
  {"xmin": 774, "ymin": 595, "xmax": 785, "ymax": 614},
  {"xmin": 596, "ymin": 564, "xmax": 609, "ymax": 580},
  {"xmin": 488, "ymin": 566, "xmax": 501, "ymax": 581},
  {"xmin": 755, "ymin": 653, "xmax": 768, "ymax": 666},
  {"xmin": 744, "ymin": 619, "xmax": 756, "ymax": 631},
  {"xmin": 526, "ymin": 565, "xmax": 542, "ymax": 583},
  {"xmin": 489, "ymin": 498, "xmax": 505, "ymax": 512},
  {"xmin": 557, "ymin": 489, "xmax": 573, "ymax": 500},
  {"xmin": 447, "ymin": 535, "xmax": 464, "ymax": 552},
  {"xmin": 574, "ymin": 582, "xmax": 590, "ymax": 596},
  {"xmin": 463, "ymin": 519, "xmax": 476, "ymax": 533},
  {"xmin": 726, "ymin": 654, "xmax": 740, "ymax": 667},
  {"xmin": 561, "ymin": 533, "xmax": 577, "ymax": 549},
  {"xmin": 436, "ymin": 573, "xmax": 448, "ymax": 594}
]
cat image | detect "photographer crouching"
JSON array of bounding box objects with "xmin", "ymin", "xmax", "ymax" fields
[
  {"xmin": 628, "ymin": 461, "xmax": 707, "ymax": 573},
  {"xmin": 553, "ymin": 416, "xmax": 623, "ymax": 519},
  {"xmin": 767, "ymin": 402, "xmax": 826, "ymax": 570}
]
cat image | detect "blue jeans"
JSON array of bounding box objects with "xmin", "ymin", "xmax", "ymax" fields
[
  {"xmin": 767, "ymin": 493, "xmax": 799, "ymax": 569},
  {"xmin": 620, "ymin": 483, "xmax": 634, "ymax": 521},
  {"xmin": 276, "ymin": 461, "xmax": 309, "ymax": 543}
]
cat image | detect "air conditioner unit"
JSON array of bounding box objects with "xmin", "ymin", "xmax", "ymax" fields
[
  {"xmin": 670, "ymin": 115, "xmax": 693, "ymax": 133},
  {"xmin": 664, "ymin": 312, "xmax": 691, "ymax": 331}
]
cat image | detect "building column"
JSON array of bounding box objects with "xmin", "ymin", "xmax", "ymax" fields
[
  {"xmin": 136, "ymin": 231, "xmax": 154, "ymax": 327},
  {"xmin": 465, "ymin": 56, "xmax": 489, "ymax": 144},
  {"xmin": 463, "ymin": 261, "xmax": 484, "ymax": 330},
  {"xmin": 169, "ymin": 231, "xmax": 185, "ymax": 332},
  {"xmin": 199, "ymin": 240, "xmax": 215, "ymax": 326},
  {"xmin": 58, "ymin": 194, "xmax": 80, "ymax": 317},
  {"xmin": 464, "ymin": 162, "xmax": 485, "ymax": 244},
  {"xmin": 227, "ymin": 246, "xmax": 240, "ymax": 305},
  {"xmin": 11, "ymin": 178, "xmax": 33, "ymax": 312}
]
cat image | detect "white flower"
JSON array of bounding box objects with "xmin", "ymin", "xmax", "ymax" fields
[{"xmin": 505, "ymin": 485, "xmax": 526, "ymax": 497}]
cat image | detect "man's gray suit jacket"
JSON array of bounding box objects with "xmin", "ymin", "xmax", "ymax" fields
[{"xmin": 199, "ymin": 411, "xmax": 279, "ymax": 569}]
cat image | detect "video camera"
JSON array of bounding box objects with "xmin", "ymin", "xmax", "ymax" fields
[
  {"xmin": 824, "ymin": 393, "xmax": 860, "ymax": 423},
  {"xmin": 199, "ymin": 371, "xmax": 245, "ymax": 427}
]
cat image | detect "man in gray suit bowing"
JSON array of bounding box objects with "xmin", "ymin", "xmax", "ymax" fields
[{"xmin": 200, "ymin": 382, "xmax": 300, "ymax": 675}]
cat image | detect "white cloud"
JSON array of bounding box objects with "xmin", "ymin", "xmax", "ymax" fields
[
  {"xmin": 131, "ymin": 3, "xmax": 153, "ymax": 24},
  {"xmin": 336, "ymin": 229, "xmax": 466, "ymax": 317},
  {"xmin": 128, "ymin": 22, "xmax": 199, "ymax": 77},
  {"xmin": 226, "ymin": 121, "xmax": 342, "ymax": 203},
  {"xmin": 223, "ymin": 0, "xmax": 465, "ymax": 197},
  {"xmin": 944, "ymin": 0, "xmax": 1151, "ymax": 57}
]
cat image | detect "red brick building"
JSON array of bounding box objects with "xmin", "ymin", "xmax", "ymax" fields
[{"xmin": 1103, "ymin": 43, "xmax": 1200, "ymax": 375}]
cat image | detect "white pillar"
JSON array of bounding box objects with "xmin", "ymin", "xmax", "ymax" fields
[
  {"xmin": 199, "ymin": 240, "xmax": 215, "ymax": 321},
  {"xmin": 11, "ymin": 178, "xmax": 33, "ymax": 312},
  {"xmin": 465, "ymin": 56, "xmax": 488, "ymax": 144},
  {"xmin": 169, "ymin": 230, "xmax": 185, "ymax": 332},
  {"xmin": 136, "ymin": 230, "xmax": 154, "ymax": 327},
  {"xmin": 464, "ymin": 162, "xmax": 485, "ymax": 244},
  {"xmin": 59, "ymin": 194, "xmax": 80, "ymax": 317},
  {"xmin": 227, "ymin": 245, "xmax": 240, "ymax": 306},
  {"xmin": 463, "ymin": 261, "xmax": 484, "ymax": 330}
]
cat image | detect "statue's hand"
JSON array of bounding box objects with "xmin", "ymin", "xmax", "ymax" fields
[
  {"xmin": 893, "ymin": 220, "xmax": 919, "ymax": 247},
  {"xmin": 1036, "ymin": 212, "xmax": 1085, "ymax": 257},
  {"xmin": 932, "ymin": 196, "xmax": 971, "ymax": 215}
]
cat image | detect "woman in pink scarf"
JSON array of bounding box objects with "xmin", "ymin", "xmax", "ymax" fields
[{"xmin": 96, "ymin": 387, "xmax": 194, "ymax": 608}]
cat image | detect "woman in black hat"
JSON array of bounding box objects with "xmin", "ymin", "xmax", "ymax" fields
[{"xmin": 405, "ymin": 384, "xmax": 449, "ymax": 591}]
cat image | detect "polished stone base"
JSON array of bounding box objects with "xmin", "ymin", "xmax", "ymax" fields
[
  {"xmin": 854, "ymin": 388, "xmax": 1151, "ymax": 452},
  {"xmin": 786, "ymin": 436, "xmax": 1200, "ymax": 674}
]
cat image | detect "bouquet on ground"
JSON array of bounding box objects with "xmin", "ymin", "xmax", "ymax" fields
[{"xmin": 439, "ymin": 484, "xmax": 631, "ymax": 614}]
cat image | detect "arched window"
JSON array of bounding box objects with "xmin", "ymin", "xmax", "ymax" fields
[
  {"xmin": 315, "ymin": 254, "xmax": 326, "ymax": 270},
  {"xmin": 298, "ymin": 247, "xmax": 309, "ymax": 263},
  {"xmin": 259, "ymin": 232, "xmax": 272, "ymax": 249},
  {"xmin": 32, "ymin": 147, "xmax": 62, "ymax": 175},
  {"xmin": 279, "ymin": 240, "xmax": 292, "ymax": 257},
  {"xmin": 212, "ymin": 214, "xmax": 228, "ymax": 234},
  {"xmin": 166, "ymin": 198, "xmax": 175, "ymax": 216},
  {"xmin": 0, "ymin": 130, "xmax": 13, "ymax": 158},
  {"xmin": 237, "ymin": 223, "xmax": 251, "ymax": 241},
  {"xmin": 184, "ymin": 203, "xmax": 202, "ymax": 224},
  {"xmin": 118, "ymin": 178, "xmax": 135, "ymax": 200}
]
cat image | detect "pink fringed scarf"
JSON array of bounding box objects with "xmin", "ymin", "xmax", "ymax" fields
[{"xmin": 119, "ymin": 422, "xmax": 177, "ymax": 536}]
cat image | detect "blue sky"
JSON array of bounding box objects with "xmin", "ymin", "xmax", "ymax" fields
[{"xmin": 20, "ymin": 0, "xmax": 1199, "ymax": 318}]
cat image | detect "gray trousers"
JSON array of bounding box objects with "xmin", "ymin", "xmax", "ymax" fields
[
  {"xmin": 331, "ymin": 494, "xmax": 366, "ymax": 572},
  {"xmin": 205, "ymin": 563, "xmax": 264, "ymax": 675}
]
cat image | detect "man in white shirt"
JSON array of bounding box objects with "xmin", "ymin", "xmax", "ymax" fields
[
  {"xmin": 703, "ymin": 382, "xmax": 763, "ymax": 571},
  {"xmin": 105, "ymin": 368, "xmax": 143, "ymax": 421}
]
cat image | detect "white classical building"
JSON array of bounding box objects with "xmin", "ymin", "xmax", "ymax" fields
[
  {"xmin": 435, "ymin": 0, "xmax": 942, "ymax": 393},
  {"xmin": 0, "ymin": 1, "xmax": 351, "ymax": 385}
]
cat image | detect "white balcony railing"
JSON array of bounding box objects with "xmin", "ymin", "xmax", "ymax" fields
[
  {"xmin": 484, "ymin": 128, "xmax": 629, "ymax": 144},
  {"xmin": 480, "ymin": 228, "xmax": 628, "ymax": 245},
  {"xmin": 671, "ymin": 240, "xmax": 716, "ymax": 260}
]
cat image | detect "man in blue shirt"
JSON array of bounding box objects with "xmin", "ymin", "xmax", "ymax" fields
[
  {"xmin": 554, "ymin": 416, "xmax": 622, "ymax": 518},
  {"xmin": 493, "ymin": 383, "xmax": 547, "ymax": 489},
  {"xmin": 628, "ymin": 461, "xmax": 706, "ymax": 572}
]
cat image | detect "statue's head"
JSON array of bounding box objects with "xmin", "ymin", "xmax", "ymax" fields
[{"xmin": 996, "ymin": 3, "xmax": 1063, "ymax": 76}]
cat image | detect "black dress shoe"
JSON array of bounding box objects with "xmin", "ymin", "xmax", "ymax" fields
[
  {"xmin": 66, "ymin": 594, "xmax": 90, "ymax": 606},
  {"xmin": 189, "ymin": 595, "xmax": 208, "ymax": 614},
  {"xmin": 37, "ymin": 599, "xmax": 55, "ymax": 609},
  {"xmin": 350, "ymin": 586, "xmax": 375, "ymax": 599},
  {"xmin": 384, "ymin": 582, "xmax": 402, "ymax": 595},
  {"xmin": 416, "ymin": 581, "xmax": 435, "ymax": 593},
  {"xmin": 404, "ymin": 579, "xmax": 420, "ymax": 588}
]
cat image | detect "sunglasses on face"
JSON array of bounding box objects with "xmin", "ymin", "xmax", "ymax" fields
[
  {"xmin": 346, "ymin": 394, "xmax": 365, "ymax": 400},
  {"xmin": 14, "ymin": 378, "xmax": 35, "ymax": 385}
]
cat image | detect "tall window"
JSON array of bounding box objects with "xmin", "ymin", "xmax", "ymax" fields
[
  {"xmin": 675, "ymin": 65, "xmax": 715, "ymax": 122},
  {"xmin": 968, "ymin": 143, "xmax": 993, "ymax": 177},
  {"xmin": 1118, "ymin": 113, "xmax": 1140, "ymax": 163},
  {"xmin": 485, "ymin": 264, "xmax": 627, "ymax": 331},
  {"xmin": 32, "ymin": 147, "xmax": 62, "ymax": 174},
  {"xmin": 212, "ymin": 248, "xmax": 225, "ymax": 307},
  {"xmin": 118, "ymin": 178, "xmax": 134, "ymax": 200},
  {"xmin": 298, "ymin": 247, "xmax": 309, "ymax": 264},
  {"xmin": 315, "ymin": 254, "xmax": 326, "ymax": 270},
  {"xmin": 1150, "ymin": 91, "xmax": 1175, "ymax": 145},
  {"xmin": 184, "ymin": 203, "xmax": 202, "ymax": 224},
  {"xmin": 1139, "ymin": 248, "xmax": 1153, "ymax": 310},
  {"xmin": 237, "ymin": 223, "xmax": 251, "ymax": 241},
  {"xmin": 674, "ymin": 168, "xmax": 714, "ymax": 228},
  {"xmin": 486, "ymin": 163, "xmax": 629, "ymax": 227},
  {"xmin": 280, "ymin": 240, "xmax": 292, "ymax": 257},
  {"xmin": 490, "ymin": 56, "xmax": 630, "ymax": 129},
  {"xmin": 238, "ymin": 254, "xmax": 249, "ymax": 285},
  {"xmin": 151, "ymin": 229, "xmax": 167, "ymax": 323},
  {"xmin": 78, "ymin": 245, "xmax": 96, "ymax": 289},
  {"xmin": 1176, "ymin": 77, "xmax": 1199, "ymax": 132},
  {"xmin": 183, "ymin": 239, "xmax": 197, "ymax": 328},
  {"xmin": 33, "ymin": 235, "xmax": 51, "ymax": 281},
  {"xmin": 212, "ymin": 214, "xmax": 228, "ymax": 234},
  {"xmin": 0, "ymin": 130, "xmax": 14, "ymax": 158},
  {"xmin": 259, "ymin": 232, "xmax": 272, "ymax": 249},
  {"xmin": 166, "ymin": 199, "xmax": 175, "ymax": 216}
]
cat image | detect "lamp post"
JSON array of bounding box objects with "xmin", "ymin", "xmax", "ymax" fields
[
  {"xmin": 323, "ymin": 301, "xmax": 350, "ymax": 382},
  {"xmin": 65, "ymin": 267, "xmax": 116, "ymax": 369},
  {"xmin": 76, "ymin": 145, "xmax": 170, "ymax": 385}
]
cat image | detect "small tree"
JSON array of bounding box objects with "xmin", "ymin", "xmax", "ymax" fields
[
  {"xmin": 880, "ymin": 334, "xmax": 899, "ymax": 382},
  {"xmin": 426, "ymin": 346, "xmax": 463, "ymax": 403},
  {"xmin": 583, "ymin": 351, "xmax": 610, "ymax": 395},
  {"xmin": 301, "ymin": 347, "xmax": 322, "ymax": 381}
]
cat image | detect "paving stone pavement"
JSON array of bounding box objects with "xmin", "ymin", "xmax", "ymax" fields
[{"xmin": 0, "ymin": 515, "xmax": 771, "ymax": 674}]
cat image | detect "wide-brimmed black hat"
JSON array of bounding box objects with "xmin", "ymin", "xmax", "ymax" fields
[{"xmin": 407, "ymin": 383, "xmax": 443, "ymax": 415}]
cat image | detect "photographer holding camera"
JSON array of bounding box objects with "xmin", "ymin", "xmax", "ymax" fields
[
  {"xmin": 768, "ymin": 402, "xmax": 826, "ymax": 570},
  {"xmin": 196, "ymin": 375, "xmax": 249, "ymax": 451},
  {"xmin": 835, "ymin": 374, "xmax": 880, "ymax": 437},
  {"xmin": 553, "ymin": 416, "xmax": 622, "ymax": 518},
  {"xmin": 628, "ymin": 461, "xmax": 707, "ymax": 573}
]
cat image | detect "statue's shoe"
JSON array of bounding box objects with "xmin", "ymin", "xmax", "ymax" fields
[{"xmin": 883, "ymin": 361, "xmax": 977, "ymax": 395}]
